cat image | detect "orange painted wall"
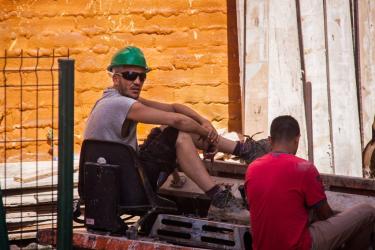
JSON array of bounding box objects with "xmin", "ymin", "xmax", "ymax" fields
[{"xmin": 0, "ymin": 0, "xmax": 241, "ymax": 162}]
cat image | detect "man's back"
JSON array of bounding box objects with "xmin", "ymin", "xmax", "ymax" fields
[{"xmin": 245, "ymin": 152, "xmax": 326, "ymax": 250}]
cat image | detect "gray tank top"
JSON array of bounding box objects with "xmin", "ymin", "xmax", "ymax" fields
[{"xmin": 84, "ymin": 88, "xmax": 138, "ymax": 151}]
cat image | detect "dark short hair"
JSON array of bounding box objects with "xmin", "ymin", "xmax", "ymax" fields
[{"xmin": 270, "ymin": 115, "xmax": 300, "ymax": 142}]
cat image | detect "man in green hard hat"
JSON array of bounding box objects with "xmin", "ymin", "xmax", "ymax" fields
[{"xmin": 84, "ymin": 46, "xmax": 270, "ymax": 219}]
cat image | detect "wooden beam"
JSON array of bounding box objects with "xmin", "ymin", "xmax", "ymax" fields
[
  {"xmin": 203, "ymin": 160, "xmax": 375, "ymax": 193},
  {"xmin": 243, "ymin": 0, "xmax": 269, "ymax": 139},
  {"xmin": 299, "ymin": 0, "xmax": 334, "ymax": 173},
  {"xmin": 0, "ymin": 160, "xmax": 79, "ymax": 191},
  {"xmin": 268, "ymin": 0, "xmax": 308, "ymax": 159},
  {"xmin": 13, "ymin": 166, "xmax": 78, "ymax": 183},
  {"xmin": 325, "ymin": 0, "xmax": 362, "ymax": 176},
  {"xmin": 358, "ymin": 0, "xmax": 375, "ymax": 147},
  {"xmin": 236, "ymin": 0, "xmax": 246, "ymax": 132}
]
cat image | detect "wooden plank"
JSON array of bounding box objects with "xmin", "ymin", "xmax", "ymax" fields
[
  {"xmin": 13, "ymin": 165, "xmax": 78, "ymax": 183},
  {"xmin": 299, "ymin": 0, "xmax": 334, "ymax": 173},
  {"xmin": 8, "ymin": 226, "xmax": 57, "ymax": 241},
  {"xmin": 4, "ymin": 191, "xmax": 57, "ymax": 207},
  {"xmin": 3, "ymin": 188, "xmax": 79, "ymax": 207},
  {"xmin": 8, "ymin": 220, "xmax": 58, "ymax": 232},
  {"xmin": 268, "ymin": 0, "xmax": 308, "ymax": 159},
  {"xmin": 358, "ymin": 0, "xmax": 375, "ymax": 146},
  {"xmin": 243, "ymin": 0, "xmax": 269, "ymax": 139},
  {"xmin": 236, "ymin": 0, "xmax": 245, "ymax": 132},
  {"xmin": 160, "ymin": 172, "xmax": 375, "ymax": 213},
  {"xmin": 7, "ymin": 213, "xmax": 57, "ymax": 224},
  {"xmin": 0, "ymin": 172, "xmax": 78, "ymax": 191},
  {"xmin": 13, "ymin": 169, "xmax": 57, "ymax": 183},
  {"xmin": 320, "ymin": 173, "xmax": 375, "ymax": 195},
  {"xmin": 325, "ymin": 191, "xmax": 375, "ymax": 212},
  {"xmin": 0, "ymin": 160, "xmax": 79, "ymax": 190},
  {"xmin": 203, "ymin": 160, "xmax": 375, "ymax": 193},
  {"xmin": 325, "ymin": 0, "xmax": 362, "ymax": 176}
]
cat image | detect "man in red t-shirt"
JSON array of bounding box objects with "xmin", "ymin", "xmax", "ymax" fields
[{"xmin": 245, "ymin": 115, "xmax": 375, "ymax": 250}]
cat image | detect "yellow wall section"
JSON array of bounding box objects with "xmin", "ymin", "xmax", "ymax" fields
[{"xmin": 0, "ymin": 0, "xmax": 241, "ymax": 162}]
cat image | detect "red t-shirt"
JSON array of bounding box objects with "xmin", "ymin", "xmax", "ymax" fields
[{"xmin": 245, "ymin": 152, "xmax": 326, "ymax": 250}]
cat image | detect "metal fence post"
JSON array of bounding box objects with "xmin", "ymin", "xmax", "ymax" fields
[
  {"xmin": 0, "ymin": 186, "xmax": 9, "ymax": 250},
  {"xmin": 57, "ymin": 59, "xmax": 74, "ymax": 250}
]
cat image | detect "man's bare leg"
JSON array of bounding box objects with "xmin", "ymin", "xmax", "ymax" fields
[
  {"xmin": 191, "ymin": 133, "xmax": 271, "ymax": 164},
  {"xmin": 191, "ymin": 133, "xmax": 238, "ymax": 153},
  {"xmin": 175, "ymin": 131, "xmax": 248, "ymax": 221},
  {"xmin": 175, "ymin": 131, "xmax": 216, "ymax": 192}
]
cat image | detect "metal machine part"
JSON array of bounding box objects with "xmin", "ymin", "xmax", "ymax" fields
[{"xmin": 150, "ymin": 214, "xmax": 252, "ymax": 250}]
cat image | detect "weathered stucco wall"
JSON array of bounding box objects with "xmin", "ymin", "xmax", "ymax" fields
[{"xmin": 0, "ymin": 0, "xmax": 241, "ymax": 162}]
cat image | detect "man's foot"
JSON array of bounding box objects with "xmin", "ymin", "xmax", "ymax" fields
[
  {"xmin": 238, "ymin": 135, "xmax": 271, "ymax": 164},
  {"xmin": 207, "ymin": 188, "xmax": 249, "ymax": 224}
]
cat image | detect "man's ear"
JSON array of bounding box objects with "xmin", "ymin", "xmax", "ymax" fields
[
  {"xmin": 294, "ymin": 135, "xmax": 301, "ymax": 146},
  {"xmin": 112, "ymin": 74, "xmax": 119, "ymax": 86},
  {"xmin": 268, "ymin": 136, "xmax": 273, "ymax": 145}
]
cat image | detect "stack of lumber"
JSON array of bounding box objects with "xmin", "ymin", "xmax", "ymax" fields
[
  {"xmin": 237, "ymin": 0, "xmax": 375, "ymax": 177},
  {"xmin": 0, "ymin": 160, "xmax": 80, "ymax": 240}
]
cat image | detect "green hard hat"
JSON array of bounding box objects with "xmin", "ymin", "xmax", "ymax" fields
[{"xmin": 107, "ymin": 46, "xmax": 150, "ymax": 72}]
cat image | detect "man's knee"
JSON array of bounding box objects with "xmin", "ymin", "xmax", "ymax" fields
[
  {"xmin": 176, "ymin": 131, "xmax": 193, "ymax": 145},
  {"xmin": 355, "ymin": 204, "xmax": 375, "ymax": 218},
  {"xmin": 340, "ymin": 203, "xmax": 375, "ymax": 225}
]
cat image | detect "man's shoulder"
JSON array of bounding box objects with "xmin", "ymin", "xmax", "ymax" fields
[
  {"xmin": 292, "ymin": 155, "xmax": 314, "ymax": 167},
  {"xmin": 274, "ymin": 153, "xmax": 316, "ymax": 172},
  {"xmin": 255, "ymin": 152, "xmax": 300, "ymax": 165},
  {"xmin": 246, "ymin": 153, "xmax": 272, "ymax": 176},
  {"xmin": 250, "ymin": 153, "xmax": 316, "ymax": 173},
  {"xmin": 100, "ymin": 93, "xmax": 137, "ymax": 106}
]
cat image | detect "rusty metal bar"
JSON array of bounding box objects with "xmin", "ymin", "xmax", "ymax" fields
[{"xmin": 38, "ymin": 229, "xmax": 198, "ymax": 250}]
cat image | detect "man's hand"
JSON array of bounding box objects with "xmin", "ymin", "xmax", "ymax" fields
[
  {"xmin": 313, "ymin": 200, "xmax": 334, "ymax": 221},
  {"xmin": 200, "ymin": 119, "xmax": 219, "ymax": 161},
  {"xmin": 201, "ymin": 119, "xmax": 219, "ymax": 144}
]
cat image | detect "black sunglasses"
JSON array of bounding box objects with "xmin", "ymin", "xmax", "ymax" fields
[{"xmin": 117, "ymin": 71, "xmax": 147, "ymax": 82}]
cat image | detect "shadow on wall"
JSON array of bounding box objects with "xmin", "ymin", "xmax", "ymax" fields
[{"xmin": 227, "ymin": 0, "xmax": 242, "ymax": 133}]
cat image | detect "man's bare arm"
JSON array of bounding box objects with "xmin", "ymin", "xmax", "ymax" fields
[
  {"xmin": 138, "ymin": 98, "xmax": 218, "ymax": 143},
  {"xmin": 314, "ymin": 200, "xmax": 334, "ymax": 220},
  {"xmin": 138, "ymin": 98, "xmax": 208, "ymax": 124},
  {"xmin": 127, "ymin": 102, "xmax": 209, "ymax": 138},
  {"xmin": 138, "ymin": 97, "xmax": 175, "ymax": 112}
]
